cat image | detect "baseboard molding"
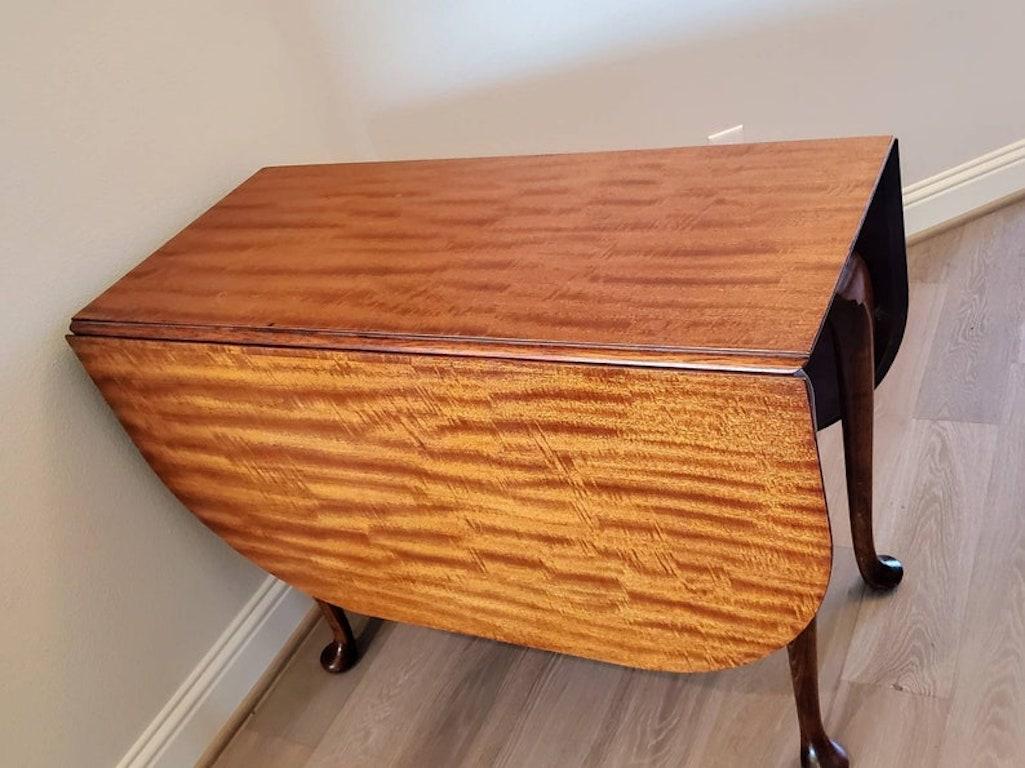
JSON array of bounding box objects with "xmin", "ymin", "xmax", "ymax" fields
[
  {"xmin": 903, "ymin": 138, "xmax": 1025, "ymax": 240},
  {"xmin": 115, "ymin": 578, "xmax": 313, "ymax": 768}
]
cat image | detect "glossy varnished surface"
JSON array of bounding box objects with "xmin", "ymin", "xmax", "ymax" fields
[
  {"xmin": 66, "ymin": 320, "xmax": 805, "ymax": 374},
  {"xmin": 75, "ymin": 137, "xmax": 894, "ymax": 361},
  {"xmin": 70, "ymin": 336, "xmax": 832, "ymax": 672},
  {"xmin": 209, "ymin": 200, "xmax": 1025, "ymax": 768}
]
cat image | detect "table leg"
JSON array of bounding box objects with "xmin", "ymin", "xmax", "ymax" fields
[
  {"xmin": 316, "ymin": 599, "xmax": 360, "ymax": 673},
  {"xmin": 788, "ymin": 617, "xmax": 849, "ymax": 768},
  {"xmin": 828, "ymin": 252, "xmax": 904, "ymax": 591}
]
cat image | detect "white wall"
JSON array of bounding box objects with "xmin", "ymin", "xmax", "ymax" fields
[
  {"xmin": 316, "ymin": 0, "xmax": 1024, "ymax": 183},
  {"xmin": 0, "ymin": 3, "xmax": 369, "ymax": 767},
  {"xmin": 3, "ymin": 2, "xmax": 1023, "ymax": 766}
]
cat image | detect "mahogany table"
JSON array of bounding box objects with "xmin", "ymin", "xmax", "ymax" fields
[{"xmin": 69, "ymin": 137, "xmax": 908, "ymax": 767}]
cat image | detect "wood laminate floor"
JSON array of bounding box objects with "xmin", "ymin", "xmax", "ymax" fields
[{"xmin": 212, "ymin": 198, "xmax": 1025, "ymax": 768}]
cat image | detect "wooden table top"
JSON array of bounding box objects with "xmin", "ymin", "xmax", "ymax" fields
[
  {"xmin": 70, "ymin": 335, "xmax": 832, "ymax": 672},
  {"xmin": 74, "ymin": 137, "xmax": 894, "ymax": 367}
]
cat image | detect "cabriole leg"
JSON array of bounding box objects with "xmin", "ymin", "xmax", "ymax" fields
[
  {"xmin": 829, "ymin": 252, "xmax": 904, "ymax": 591},
  {"xmin": 787, "ymin": 618, "xmax": 849, "ymax": 768},
  {"xmin": 317, "ymin": 599, "xmax": 359, "ymax": 673}
]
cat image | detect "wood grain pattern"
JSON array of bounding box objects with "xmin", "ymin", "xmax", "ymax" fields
[
  {"xmin": 914, "ymin": 204, "xmax": 1025, "ymax": 423},
  {"xmin": 938, "ymin": 364, "xmax": 1025, "ymax": 766},
  {"xmin": 828, "ymin": 682, "xmax": 950, "ymax": 768},
  {"xmin": 66, "ymin": 320, "xmax": 805, "ymax": 374},
  {"xmin": 73, "ymin": 137, "xmax": 894, "ymax": 362},
  {"xmin": 841, "ymin": 419, "xmax": 997, "ymax": 696},
  {"xmin": 69, "ymin": 335, "xmax": 832, "ymax": 673},
  {"xmin": 214, "ymin": 544, "xmax": 865, "ymax": 768},
  {"xmin": 208, "ymin": 197, "xmax": 1025, "ymax": 768}
]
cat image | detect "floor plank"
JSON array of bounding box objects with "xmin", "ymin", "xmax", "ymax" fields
[
  {"xmin": 841, "ymin": 419, "xmax": 997, "ymax": 697},
  {"xmin": 939, "ymin": 365, "xmax": 1025, "ymax": 767},
  {"xmin": 915, "ymin": 199, "xmax": 1025, "ymax": 423},
  {"xmin": 213, "ymin": 730, "xmax": 311, "ymax": 768},
  {"xmin": 304, "ymin": 625, "xmax": 485, "ymax": 767},
  {"xmin": 907, "ymin": 222, "xmax": 962, "ymax": 285},
  {"xmin": 829, "ymin": 682, "xmax": 950, "ymax": 768}
]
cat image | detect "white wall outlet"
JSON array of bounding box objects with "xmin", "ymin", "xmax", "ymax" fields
[{"xmin": 708, "ymin": 124, "xmax": 744, "ymax": 145}]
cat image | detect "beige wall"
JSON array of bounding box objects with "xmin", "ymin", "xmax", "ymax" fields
[
  {"xmin": 319, "ymin": 0, "xmax": 1024, "ymax": 183},
  {"xmin": 0, "ymin": 3, "xmax": 369, "ymax": 766},
  {"xmin": 3, "ymin": 2, "xmax": 1023, "ymax": 766}
]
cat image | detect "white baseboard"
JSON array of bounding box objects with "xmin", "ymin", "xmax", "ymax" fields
[
  {"xmin": 116, "ymin": 577, "xmax": 313, "ymax": 768},
  {"xmin": 114, "ymin": 137, "xmax": 1025, "ymax": 768},
  {"xmin": 903, "ymin": 138, "xmax": 1025, "ymax": 239}
]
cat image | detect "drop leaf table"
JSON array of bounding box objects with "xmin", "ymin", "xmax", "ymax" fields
[{"xmin": 69, "ymin": 137, "xmax": 908, "ymax": 767}]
